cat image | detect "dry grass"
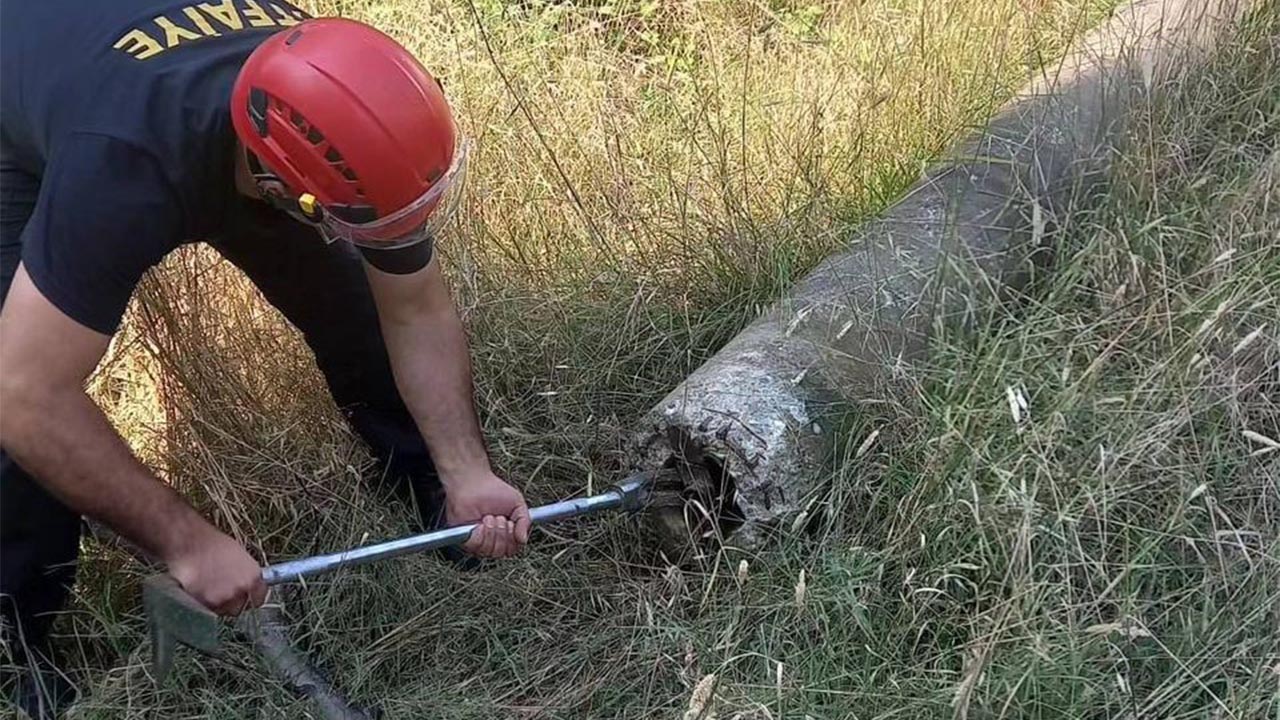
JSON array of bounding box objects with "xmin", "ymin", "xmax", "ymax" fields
[{"xmin": 29, "ymin": 0, "xmax": 1280, "ymax": 718}]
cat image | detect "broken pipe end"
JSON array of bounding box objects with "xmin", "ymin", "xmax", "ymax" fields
[{"xmin": 628, "ymin": 351, "xmax": 828, "ymax": 552}]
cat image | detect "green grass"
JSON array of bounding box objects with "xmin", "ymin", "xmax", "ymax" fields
[{"xmin": 17, "ymin": 0, "xmax": 1280, "ymax": 718}]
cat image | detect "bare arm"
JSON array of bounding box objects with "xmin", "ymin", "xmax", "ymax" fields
[
  {"xmin": 364, "ymin": 259, "xmax": 489, "ymax": 476},
  {"xmin": 364, "ymin": 258, "xmax": 530, "ymax": 556},
  {"xmin": 0, "ymin": 265, "xmax": 265, "ymax": 614}
]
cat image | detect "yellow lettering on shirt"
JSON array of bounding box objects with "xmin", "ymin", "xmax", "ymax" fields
[
  {"xmin": 182, "ymin": 6, "xmax": 219, "ymax": 36},
  {"xmin": 113, "ymin": 2, "xmax": 310, "ymax": 60},
  {"xmin": 113, "ymin": 28, "xmax": 164, "ymax": 60},
  {"xmin": 269, "ymin": 3, "xmax": 300, "ymax": 26},
  {"xmin": 198, "ymin": 0, "xmax": 244, "ymax": 31},
  {"xmin": 154, "ymin": 16, "xmax": 203, "ymax": 48},
  {"xmin": 241, "ymin": 0, "xmax": 276, "ymax": 28}
]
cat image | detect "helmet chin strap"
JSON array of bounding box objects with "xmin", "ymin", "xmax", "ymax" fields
[{"xmin": 243, "ymin": 147, "xmax": 323, "ymax": 223}]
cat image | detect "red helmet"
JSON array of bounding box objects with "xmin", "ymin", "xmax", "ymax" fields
[{"xmin": 231, "ymin": 18, "xmax": 467, "ymax": 249}]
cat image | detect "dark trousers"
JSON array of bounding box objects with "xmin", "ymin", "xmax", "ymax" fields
[{"xmin": 1, "ymin": 162, "xmax": 441, "ymax": 668}]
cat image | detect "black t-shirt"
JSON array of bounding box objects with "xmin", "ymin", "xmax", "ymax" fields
[{"xmin": 2, "ymin": 0, "xmax": 425, "ymax": 335}]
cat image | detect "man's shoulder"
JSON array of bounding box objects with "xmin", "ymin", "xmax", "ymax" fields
[{"xmin": 20, "ymin": 132, "xmax": 189, "ymax": 334}]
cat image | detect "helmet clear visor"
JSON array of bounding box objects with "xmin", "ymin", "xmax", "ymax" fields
[{"xmin": 317, "ymin": 138, "xmax": 470, "ymax": 250}]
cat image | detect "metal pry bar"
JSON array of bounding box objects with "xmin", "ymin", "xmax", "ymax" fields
[
  {"xmin": 144, "ymin": 471, "xmax": 656, "ymax": 683},
  {"xmin": 261, "ymin": 472, "xmax": 653, "ymax": 584}
]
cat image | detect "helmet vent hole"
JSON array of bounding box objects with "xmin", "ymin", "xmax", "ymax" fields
[{"xmin": 254, "ymin": 93, "xmax": 363, "ymax": 192}]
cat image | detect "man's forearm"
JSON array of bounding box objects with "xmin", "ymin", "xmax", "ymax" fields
[
  {"xmin": 0, "ymin": 385, "xmax": 218, "ymax": 563},
  {"xmin": 376, "ymin": 301, "xmax": 491, "ymax": 479},
  {"xmin": 364, "ymin": 262, "xmax": 492, "ymax": 482},
  {"xmin": 364, "ymin": 261, "xmax": 530, "ymax": 555}
]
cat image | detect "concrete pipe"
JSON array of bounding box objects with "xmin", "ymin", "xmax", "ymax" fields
[{"xmin": 628, "ymin": 0, "xmax": 1256, "ymax": 550}]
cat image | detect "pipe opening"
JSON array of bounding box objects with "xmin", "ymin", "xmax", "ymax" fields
[
  {"xmin": 643, "ymin": 446, "xmax": 745, "ymax": 560},
  {"xmin": 684, "ymin": 453, "xmax": 746, "ymax": 540}
]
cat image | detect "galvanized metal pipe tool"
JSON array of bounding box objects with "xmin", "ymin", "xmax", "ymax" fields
[{"xmin": 143, "ymin": 472, "xmax": 654, "ymax": 682}]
